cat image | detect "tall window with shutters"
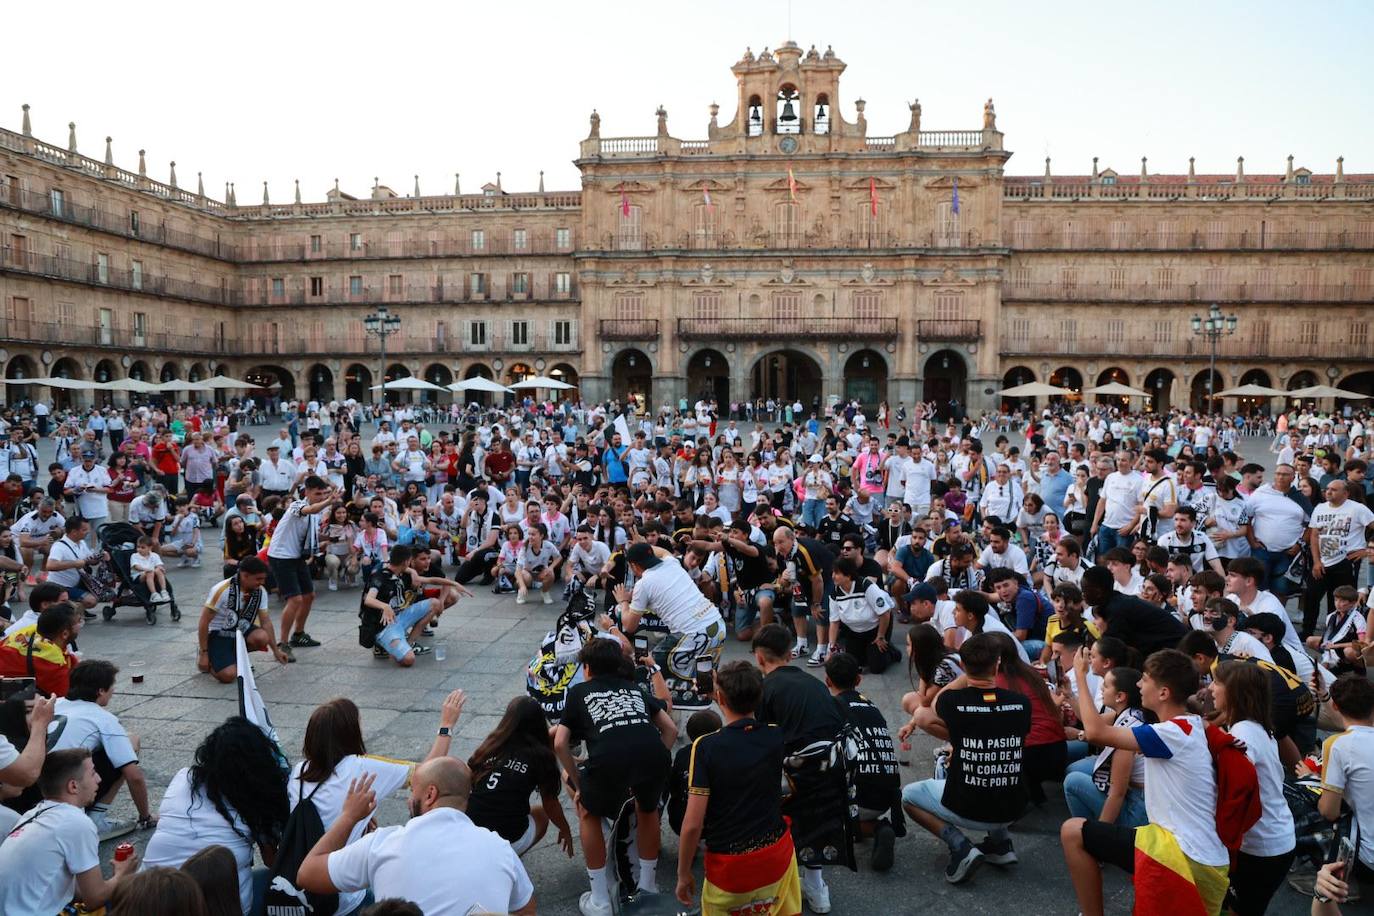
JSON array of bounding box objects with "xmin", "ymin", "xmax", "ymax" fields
[
  {"xmin": 387, "ymin": 231, "xmax": 402, "ymax": 257},
  {"xmin": 1109, "ymin": 220, "xmax": 1129, "ymax": 250},
  {"xmin": 1154, "ymin": 321, "xmax": 1174, "ymax": 345},
  {"xmin": 1204, "ymin": 267, "xmax": 1224, "ymax": 297},
  {"xmin": 1298, "ymin": 321, "xmax": 1319, "ymax": 348},
  {"xmin": 1012, "ymin": 219, "xmax": 1032, "ymax": 249},
  {"xmin": 775, "ymin": 202, "xmax": 800, "ymax": 247},
  {"xmin": 858, "ymin": 201, "xmax": 882, "ymax": 245},
  {"xmin": 693, "ymin": 291, "xmax": 721, "ymax": 333},
  {"xmin": 936, "ymin": 202, "xmax": 963, "ymax": 247},
  {"xmin": 1155, "ymin": 267, "xmax": 1174, "ymax": 292},
  {"xmin": 934, "ymin": 292, "xmax": 962, "ymax": 322},
  {"xmin": 1106, "ymin": 319, "xmax": 1125, "ymax": 346},
  {"xmin": 614, "ymin": 292, "xmax": 644, "ymax": 322},
  {"xmin": 1058, "ymin": 318, "xmax": 1077, "ymax": 348},
  {"xmin": 1249, "ymin": 320, "xmax": 1270, "ymax": 352},
  {"xmin": 617, "ymin": 205, "xmax": 642, "ymax": 251},
  {"xmin": 1156, "ymin": 220, "xmax": 1179, "ymax": 248},
  {"xmin": 693, "ymin": 203, "xmax": 716, "ymax": 249},
  {"xmin": 853, "ymin": 291, "xmax": 881, "ymax": 332},
  {"xmin": 772, "ymin": 292, "xmax": 801, "ymax": 329},
  {"xmin": 1351, "ymin": 321, "xmax": 1370, "ymax": 350},
  {"xmin": 1109, "ymin": 267, "xmax": 1127, "ymax": 292},
  {"xmin": 1008, "ymin": 318, "xmax": 1030, "ymax": 347}
]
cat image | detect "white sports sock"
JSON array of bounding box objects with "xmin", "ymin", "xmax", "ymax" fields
[
  {"xmin": 637, "ymin": 857, "xmax": 658, "ymax": 893},
  {"xmin": 801, "ymin": 866, "xmax": 826, "ymax": 893},
  {"xmin": 587, "ymin": 865, "xmax": 610, "ymax": 906}
]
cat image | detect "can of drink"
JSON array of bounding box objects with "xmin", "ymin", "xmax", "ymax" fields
[
  {"xmin": 114, "ymin": 842, "xmax": 135, "ymax": 862},
  {"xmin": 899, "ymin": 740, "xmax": 913, "ymax": 767}
]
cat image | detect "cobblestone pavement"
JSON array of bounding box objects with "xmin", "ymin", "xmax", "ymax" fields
[{"xmin": 59, "ymin": 425, "xmax": 1311, "ymax": 914}]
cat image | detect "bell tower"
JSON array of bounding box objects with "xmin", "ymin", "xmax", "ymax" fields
[{"xmin": 717, "ymin": 41, "xmax": 859, "ymax": 153}]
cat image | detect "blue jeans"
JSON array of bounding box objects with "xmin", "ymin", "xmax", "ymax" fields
[
  {"xmin": 1020, "ymin": 638, "xmax": 1046, "ymax": 659},
  {"xmin": 902, "ymin": 779, "xmax": 1011, "ymax": 834},
  {"xmin": 377, "ymin": 599, "xmax": 434, "ymax": 661},
  {"xmin": 1063, "ymin": 769, "xmax": 1148, "ymax": 827},
  {"xmin": 801, "ymin": 498, "xmax": 825, "ymax": 530},
  {"xmin": 1252, "ymin": 546, "xmax": 1294, "ymax": 597},
  {"xmin": 1094, "ymin": 525, "xmax": 1135, "ymax": 557}
]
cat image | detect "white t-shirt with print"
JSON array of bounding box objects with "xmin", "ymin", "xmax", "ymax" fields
[
  {"xmin": 1321, "ymin": 725, "xmax": 1374, "ymax": 867},
  {"xmin": 0, "ymin": 801, "xmax": 98, "ymax": 915},
  {"xmin": 1308, "ymin": 500, "xmax": 1374, "ymax": 568},
  {"xmin": 1130, "ymin": 715, "xmax": 1229, "ymax": 866}
]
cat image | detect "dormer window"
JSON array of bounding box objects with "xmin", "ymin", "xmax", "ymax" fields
[
  {"xmin": 1295, "ymin": 173, "xmax": 1311, "ymax": 186},
  {"xmin": 813, "ymin": 94, "xmax": 830, "ymax": 135},
  {"xmin": 1101, "ymin": 175, "xmax": 1117, "ymax": 185},
  {"xmin": 776, "ymin": 85, "xmax": 801, "ymax": 135}
]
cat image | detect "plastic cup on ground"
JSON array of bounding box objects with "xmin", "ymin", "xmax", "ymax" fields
[
  {"xmin": 130, "ymin": 662, "xmax": 145, "ymax": 685},
  {"xmin": 434, "ymin": 643, "xmax": 448, "ymax": 662}
]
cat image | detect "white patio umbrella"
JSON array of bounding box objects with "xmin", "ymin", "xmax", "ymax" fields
[
  {"xmin": 199, "ymin": 374, "xmax": 257, "ymax": 389},
  {"xmin": 1085, "ymin": 381, "xmax": 1152, "ymax": 398},
  {"xmin": 999, "ymin": 382, "xmax": 1074, "ymax": 397},
  {"xmin": 101, "ymin": 378, "xmax": 162, "ymax": 393},
  {"xmin": 509, "ymin": 375, "xmax": 575, "ymax": 391},
  {"xmin": 7, "ymin": 377, "xmax": 102, "ymax": 390},
  {"xmin": 1215, "ymin": 383, "xmax": 1284, "ymax": 398},
  {"xmin": 370, "ymin": 377, "xmax": 445, "ymax": 393},
  {"xmin": 1288, "ymin": 385, "xmax": 1370, "ymax": 400},
  {"xmin": 448, "ymin": 377, "xmax": 514, "ymax": 395},
  {"xmin": 155, "ymin": 379, "xmax": 214, "ymax": 393}
]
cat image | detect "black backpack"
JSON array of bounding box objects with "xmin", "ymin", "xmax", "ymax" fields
[{"xmin": 264, "ymin": 775, "xmax": 339, "ymax": 916}]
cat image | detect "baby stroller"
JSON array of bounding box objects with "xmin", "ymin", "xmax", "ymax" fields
[
  {"xmin": 96, "ymin": 522, "xmax": 180, "ymax": 625},
  {"xmin": 526, "ymin": 587, "xmax": 599, "ymax": 725}
]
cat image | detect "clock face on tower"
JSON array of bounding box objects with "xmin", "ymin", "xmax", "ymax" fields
[{"xmin": 778, "ymin": 136, "xmax": 799, "ymax": 155}]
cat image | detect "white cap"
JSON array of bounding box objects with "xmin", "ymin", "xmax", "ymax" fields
[{"xmin": 808, "ymin": 454, "xmax": 823, "ymax": 463}]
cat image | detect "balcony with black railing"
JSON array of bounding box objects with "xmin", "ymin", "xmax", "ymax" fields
[
  {"xmin": 0, "ymin": 246, "xmax": 240, "ymax": 305},
  {"xmin": 676, "ymin": 317, "xmax": 898, "ymax": 341},
  {"xmin": 598, "ymin": 319, "xmax": 660, "ymax": 340},
  {"xmin": 916, "ymin": 319, "xmax": 981, "ymax": 341}
]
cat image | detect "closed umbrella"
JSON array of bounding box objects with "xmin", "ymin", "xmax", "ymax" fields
[
  {"xmin": 999, "ymin": 382, "xmax": 1074, "ymax": 397},
  {"xmin": 510, "ymin": 375, "xmax": 575, "ymax": 391},
  {"xmin": 1085, "ymin": 381, "xmax": 1152, "ymax": 398}
]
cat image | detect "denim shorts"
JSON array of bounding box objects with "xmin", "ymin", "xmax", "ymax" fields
[{"xmin": 376, "ymin": 599, "xmax": 434, "ymax": 660}]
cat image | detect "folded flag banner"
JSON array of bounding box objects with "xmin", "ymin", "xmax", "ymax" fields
[
  {"xmin": 788, "ymin": 166, "xmax": 798, "ymax": 202},
  {"xmin": 1132, "ymin": 823, "xmax": 1229, "ymax": 916},
  {"xmin": 869, "ymin": 177, "xmax": 878, "ymax": 216},
  {"xmin": 620, "ymin": 183, "xmax": 630, "ymax": 217},
  {"xmin": 236, "ymin": 629, "xmax": 285, "ymax": 765},
  {"xmin": 951, "ymin": 177, "xmax": 960, "ymax": 215},
  {"xmin": 703, "ymin": 185, "xmax": 713, "ymax": 211}
]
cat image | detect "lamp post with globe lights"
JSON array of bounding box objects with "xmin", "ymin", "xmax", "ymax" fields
[
  {"xmin": 1191, "ymin": 302, "xmax": 1238, "ymax": 416},
  {"xmin": 362, "ymin": 306, "xmax": 401, "ymax": 406}
]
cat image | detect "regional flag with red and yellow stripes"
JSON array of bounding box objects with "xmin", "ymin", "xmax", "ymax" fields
[
  {"xmin": 1132, "ymin": 823, "xmax": 1229, "ymax": 916},
  {"xmin": 702, "ymin": 829, "xmax": 802, "ymax": 916}
]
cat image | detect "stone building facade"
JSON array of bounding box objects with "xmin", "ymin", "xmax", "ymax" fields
[{"xmin": 2, "ymin": 41, "xmax": 1371, "ymax": 414}]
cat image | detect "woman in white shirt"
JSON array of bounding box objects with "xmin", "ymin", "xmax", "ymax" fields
[
  {"xmin": 287, "ymin": 692, "xmax": 466, "ymax": 915},
  {"xmin": 1208, "ymin": 661, "xmax": 1296, "ymax": 916},
  {"xmin": 142, "ymin": 718, "xmax": 289, "ymax": 915}
]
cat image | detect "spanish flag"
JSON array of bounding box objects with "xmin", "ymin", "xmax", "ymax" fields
[
  {"xmin": 702, "ymin": 829, "xmax": 802, "ymax": 916},
  {"xmin": 1132, "ymin": 824, "xmax": 1229, "ymax": 916},
  {"xmin": 787, "ymin": 166, "xmax": 798, "ymax": 202},
  {"xmin": 0, "ymin": 626, "xmax": 76, "ymax": 698}
]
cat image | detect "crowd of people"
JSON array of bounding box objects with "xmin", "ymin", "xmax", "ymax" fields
[{"xmin": 0, "ymin": 391, "xmax": 1370, "ymax": 915}]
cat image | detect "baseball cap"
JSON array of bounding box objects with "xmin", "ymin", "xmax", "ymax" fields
[
  {"xmin": 908, "ymin": 583, "xmax": 938, "ymax": 603},
  {"xmin": 808, "ymin": 454, "xmax": 823, "ymax": 463},
  {"xmin": 625, "ymin": 542, "xmax": 661, "ymax": 570},
  {"xmin": 81, "ymin": 449, "xmax": 96, "ymax": 459},
  {"xmin": 267, "ymin": 443, "xmax": 280, "ymax": 450}
]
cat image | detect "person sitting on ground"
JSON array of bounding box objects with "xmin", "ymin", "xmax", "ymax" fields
[
  {"xmin": 827, "ymin": 555, "xmax": 898, "ymax": 673},
  {"xmin": 902, "ymin": 632, "xmax": 1029, "ymax": 884},
  {"xmin": 0, "ymin": 749, "xmax": 140, "ymax": 914},
  {"xmin": 1041, "ymin": 583, "xmax": 1098, "ymax": 665},
  {"xmin": 1081, "ymin": 565, "xmax": 1187, "ymax": 657},
  {"xmin": 131, "ymin": 535, "xmax": 172, "ymax": 604},
  {"xmin": 42, "ymin": 516, "xmax": 106, "ymax": 617},
  {"xmin": 296, "ymin": 756, "xmax": 537, "ymax": 916},
  {"xmin": 1061, "ymin": 647, "xmax": 1228, "ymax": 916},
  {"xmin": 282, "ymin": 691, "xmax": 468, "ymax": 916},
  {"xmin": 466, "ymin": 695, "xmax": 574, "ymax": 858},
  {"xmin": 360, "ymin": 545, "xmax": 440, "ymax": 666},
  {"xmin": 197, "ymin": 557, "xmax": 289, "ymax": 681},
  {"xmin": 1061, "ymin": 666, "xmax": 1150, "ymax": 828},
  {"xmin": 1306, "ymin": 584, "xmax": 1367, "ymax": 675},
  {"xmin": 0, "ymin": 600, "xmax": 82, "ymax": 698},
  {"xmin": 825, "ymin": 651, "xmax": 905, "ymax": 872},
  {"xmin": 674, "ymin": 660, "xmax": 801, "ymax": 913},
  {"xmin": 1202, "ymin": 597, "xmax": 1273, "ymax": 662},
  {"xmin": 47, "ymin": 659, "xmax": 155, "ymax": 839},
  {"xmin": 141, "ymin": 718, "xmax": 290, "ymax": 915},
  {"xmin": 161, "ymin": 497, "xmax": 203, "ymax": 567},
  {"xmin": 1312, "ymin": 675, "xmax": 1374, "ymax": 893},
  {"xmin": 516, "ymin": 522, "xmax": 561, "ymax": 605},
  {"xmin": 179, "ymin": 844, "xmax": 242, "ymax": 916},
  {"xmin": 987, "ymin": 567, "xmax": 1053, "ymax": 659},
  {"xmin": 666, "ymin": 710, "xmax": 722, "ymax": 837},
  {"xmin": 552, "ymin": 636, "xmax": 677, "ymax": 915}
]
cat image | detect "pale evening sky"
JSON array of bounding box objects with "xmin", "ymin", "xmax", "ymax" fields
[{"xmin": 4, "ymin": 0, "xmax": 1369, "ymax": 203}]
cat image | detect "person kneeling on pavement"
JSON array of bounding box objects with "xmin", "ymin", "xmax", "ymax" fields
[
  {"xmin": 902, "ymin": 631, "xmax": 1028, "ymax": 884},
  {"xmin": 359, "ymin": 546, "xmax": 439, "ymax": 667},
  {"xmin": 198, "ymin": 557, "xmax": 290, "ymax": 681},
  {"xmin": 827, "ymin": 555, "xmax": 899, "ymax": 673}
]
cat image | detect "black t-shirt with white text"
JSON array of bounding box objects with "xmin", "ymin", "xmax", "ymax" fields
[
  {"xmin": 561, "ymin": 675, "xmax": 667, "ymax": 760},
  {"xmin": 935, "ymin": 685, "xmax": 1031, "ymax": 823},
  {"xmin": 835, "ymin": 689, "xmax": 900, "ymax": 812},
  {"xmin": 466, "ymin": 748, "xmax": 560, "ymax": 842}
]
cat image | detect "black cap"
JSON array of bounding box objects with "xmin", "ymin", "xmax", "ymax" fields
[{"xmin": 626, "ymin": 542, "xmax": 661, "ymax": 570}]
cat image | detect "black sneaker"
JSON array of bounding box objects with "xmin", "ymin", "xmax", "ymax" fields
[
  {"xmin": 289, "ymin": 632, "xmax": 321, "ymax": 648},
  {"xmin": 412, "ymin": 645, "xmax": 432, "ymax": 656},
  {"xmin": 372, "ymin": 646, "xmax": 389, "ymax": 659},
  {"xmin": 83, "ymin": 610, "xmax": 98, "ymax": 620},
  {"xmin": 421, "ymin": 627, "xmax": 435, "ymax": 638},
  {"xmin": 944, "ymin": 842, "xmax": 983, "ymax": 884},
  {"xmin": 871, "ymin": 820, "xmax": 896, "ymax": 872},
  {"xmin": 976, "ymin": 836, "xmax": 1017, "ymax": 866}
]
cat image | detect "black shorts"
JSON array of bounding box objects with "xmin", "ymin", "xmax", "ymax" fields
[
  {"xmin": 577, "ymin": 745, "xmax": 670, "ymax": 818},
  {"xmin": 207, "ymin": 628, "xmax": 262, "ymax": 673},
  {"xmin": 92, "ymin": 747, "xmax": 124, "ymax": 801},
  {"xmin": 1081, "ymin": 819, "xmax": 1136, "ymax": 874},
  {"xmin": 268, "ymin": 556, "xmax": 314, "ymax": 598}
]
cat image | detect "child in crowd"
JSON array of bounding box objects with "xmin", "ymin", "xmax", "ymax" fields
[
  {"xmin": 131, "ymin": 534, "xmax": 171, "ymax": 603},
  {"xmin": 163, "ymin": 497, "xmax": 202, "ymax": 567},
  {"xmin": 495, "ymin": 524, "xmax": 523, "ymax": 594}
]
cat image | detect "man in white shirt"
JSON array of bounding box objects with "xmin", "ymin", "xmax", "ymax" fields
[
  {"xmin": 47, "ymin": 659, "xmax": 156, "ymax": 837},
  {"xmin": 44, "ymin": 517, "xmax": 103, "ymax": 613},
  {"xmin": 266, "ymin": 476, "xmax": 336, "ymax": 659},
  {"xmin": 903, "ymin": 442, "xmax": 938, "ymax": 516},
  {"xmin": 1244, "ymin": 465, "xmax": 1307, "ymax": 595},
  {"xmin": 14, "ymin": 499, "xmax": 65, "ymax": 573},
  {"xmin": 0, "ymin": 748, "xmax": 138, "ymax": 914},
  {"xmin": 1154, "ymin": 506, "xmax": 1224, "ymax": 575},
  {"xmin": 258, "ymin": 443, "xmax": 297, "ymax": 499},
  {"xmin": 1201, "ymin": 598, "xmax": 1272, "ymax": 662},
  {"xmin": 64, "ymin": 451, "xmax": 112, "ymax": 547},
  {"xmin": 616, "ymin": 542, "xmax": 725, "ymax": 700},
  {"xmin": 1225, "ymin": 556, "xmax": 1312, "ymax": 683},
  {"xmin": 978, "ymin": 525, "xmax": 1030, "ymax": 578},
  {"xmin": 1304, "ymin": 479, "xmax": 1374, "ymax": 638},
  {"xmin": 297, "ymin": 756, "xmax": 536, "ymax": 915},
  {"xmin": 978, "ymin": 463, "xmax": 1023, "ymax": 524},
  {"xmin": 1090, "ymin": 450, "xmax": 1143, "ymax": 557}
]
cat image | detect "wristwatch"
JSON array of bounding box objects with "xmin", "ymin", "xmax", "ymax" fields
[{"xmin": 437, "ymin": 726, "xmax": 452, "ymax": 737}]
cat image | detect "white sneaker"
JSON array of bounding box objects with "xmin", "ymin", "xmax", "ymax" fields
[
  {"xmin": 192, "ymin": 557, "xmax": 202, "ymax": 568},
  {"xmin": 803, "ymin": 882, "xmax": 832, "ymax": 913},
  {"xmin": 542, "ymin": 589, "xmax": 552, "ymax": 605},
  {"xmin": 806, "ymin": 644, "xmax": 829, "ymax": 667},
  {"xmin": 88, "ymin": 809, "xmax": 135, "ymax": 842},
  {"xmin": 578, "ymin": 891, "xmax": 613, "ymax": 916},
  {"xmin": 792, "ymin": 642, "xmax": 809, "ymax": 659},
  {"xmin": 177, "ymin": 557, "xmax": 190, "ymax": 568},
  {"xmin": 328, "ymin": 580, "xmax": 338, "ymax": 591},
  {"xmin": 516, "ymin": 589, "xmax": 528, "ymax": 605}
]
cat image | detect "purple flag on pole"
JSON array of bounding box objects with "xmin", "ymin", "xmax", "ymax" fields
[{"xmin": 951, "ymin": 177, "xmax": 960, "ymax": 215}]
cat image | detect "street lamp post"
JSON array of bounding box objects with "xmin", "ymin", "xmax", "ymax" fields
[
  {"xmin": 1190, "ymin": 302, "xmax": 1238, "ymax": 416},
  {"xmin": 362, "ymin": 306, "xmax": 401, "ymax": 406}
]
